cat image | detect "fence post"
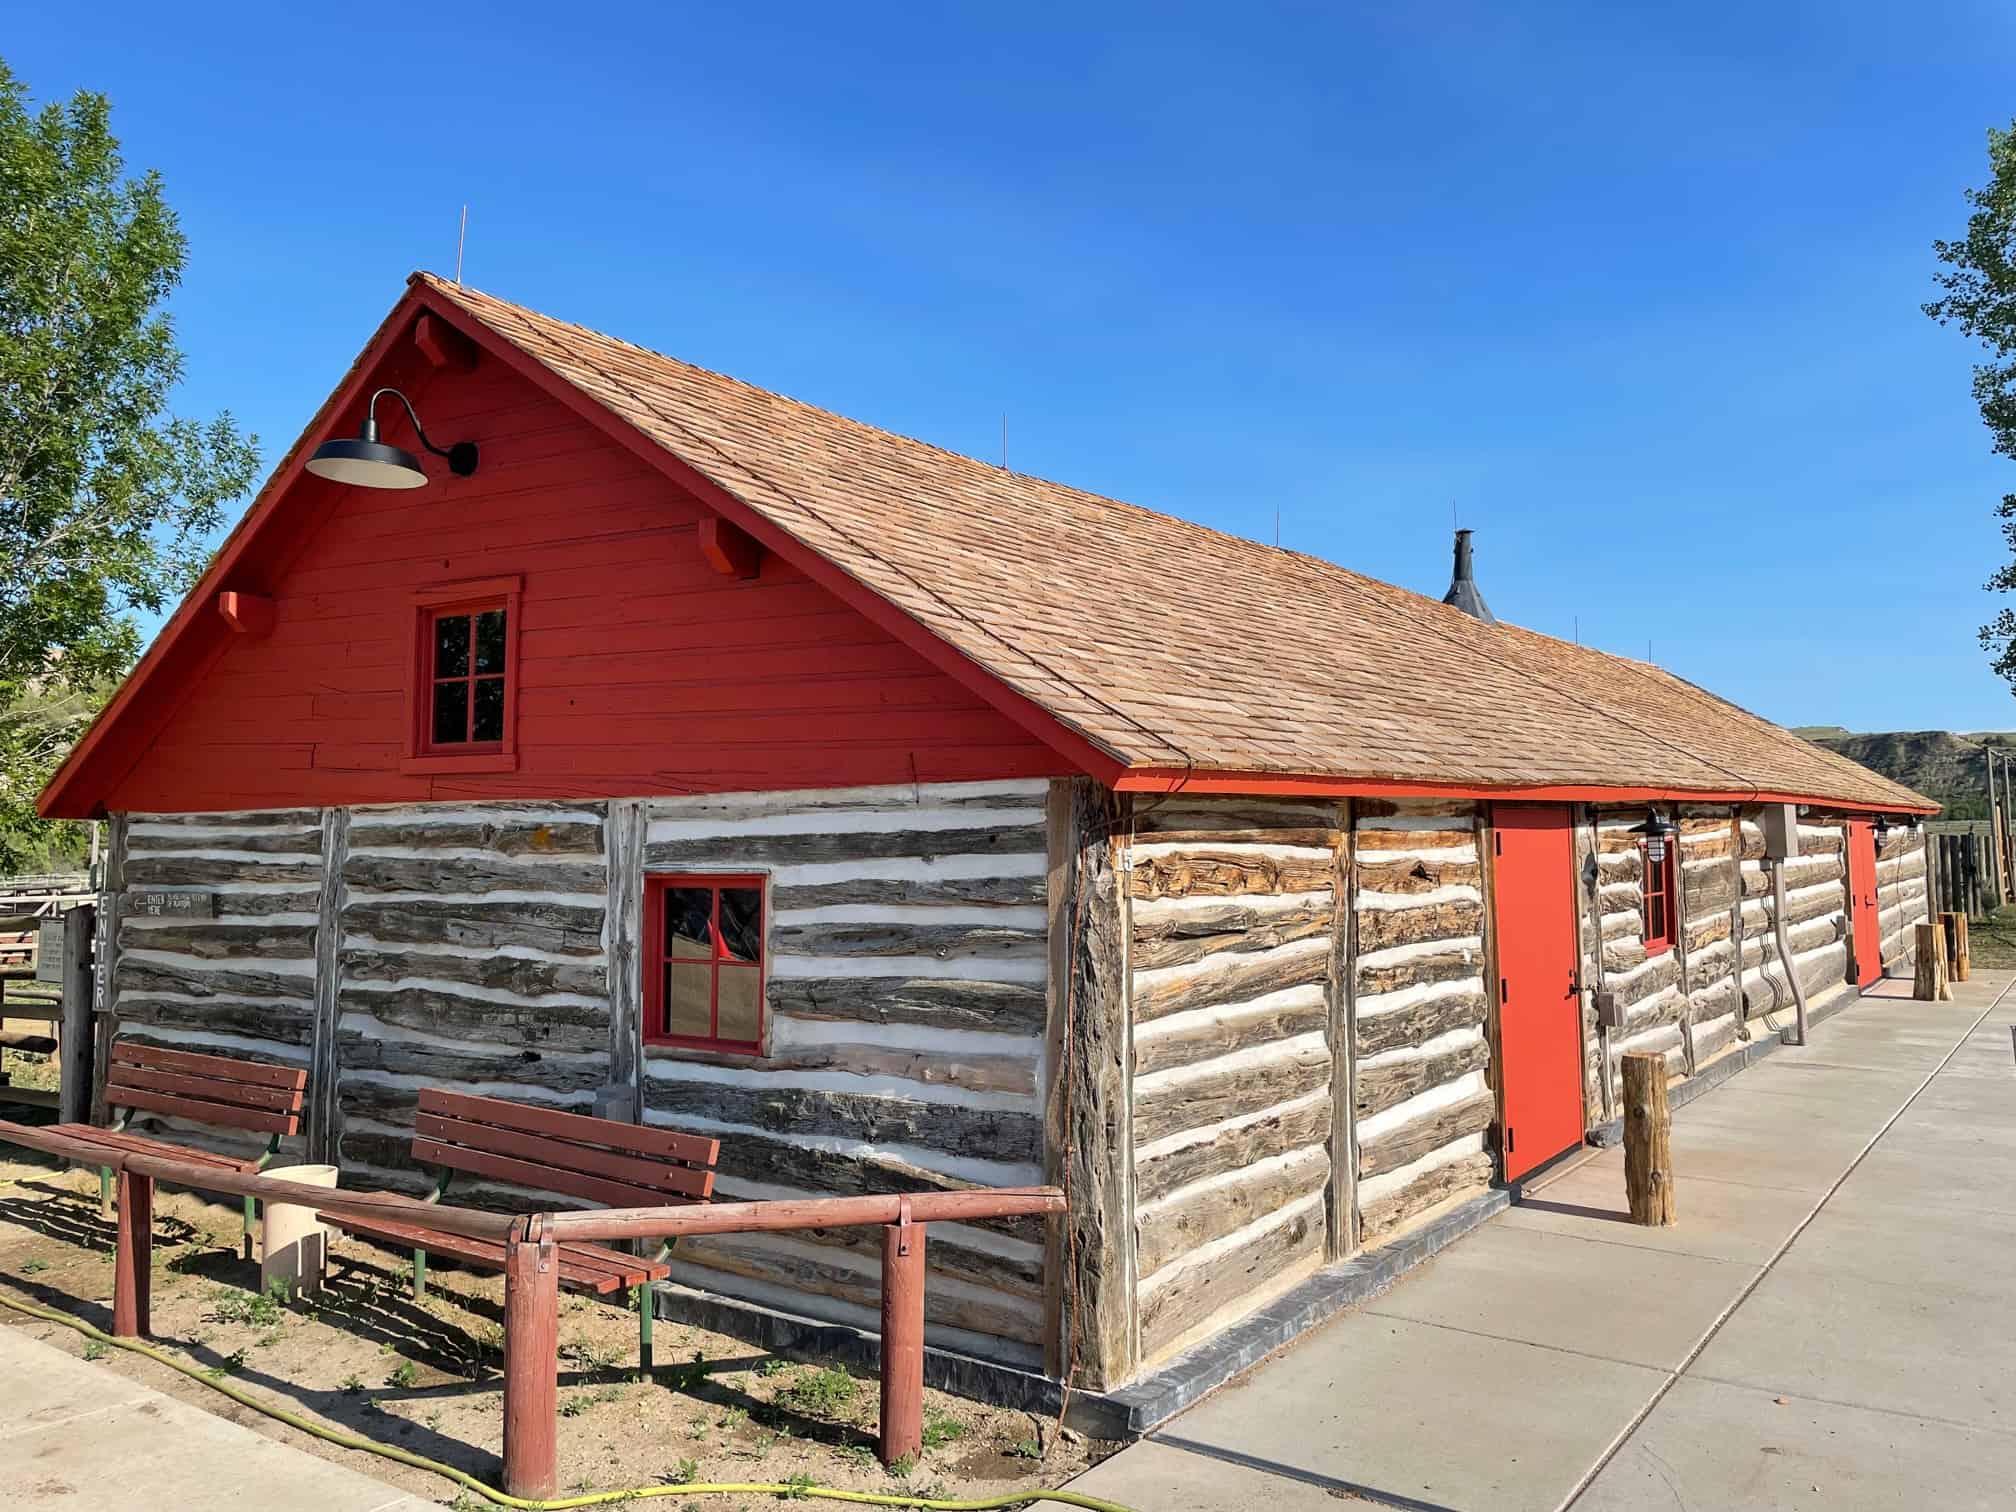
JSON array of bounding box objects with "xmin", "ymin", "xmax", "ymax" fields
[
  {"xmin": 502, "ymin": 1215, "xmax": 559, "ymax": 1499},
  {"xmin": 1622, "ymin": 1051, "xmax": 1676, "ymax": 1226},
  {"xmin": 58, "ymin": 905, "xmax": 95, "ymax": 1125},
  {"xmin": 112, "ymin": 1168, "xmax": 152, "ymax": 1338},
  {"xmin": 1915, "ymin": 922, "xmax": 1952, "ymax": 1002},
  {"xmin": 879, "ymin": 1212, "xmax": 926, "ymax": 1466}
]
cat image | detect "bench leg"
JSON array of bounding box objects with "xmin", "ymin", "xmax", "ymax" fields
[
  {"xmin": 636, "ymin": 1283, "xmax": 653, "ymax": 1374},
  {"xmin": 503, "ymin": 1221, "xmax": 559, "ymax": 1500},
  {"xmin": 878, "ymin": 1219, "xmax": 925, "ymax": 1467},
  {"xmin": 113, "ymin": 1171, "xmax": 153, "ymax": 1339},
  {"xmin": 242, "ymin": 1195, "xmax": 258, "ymax": 1261},
  {"xmin": 413, "ymin": 1248, "xmax": 427, "ymax": 1299},
  {"xmin": 99, "ymin": 1166, "xmax": 113, "ymax": 1222}
]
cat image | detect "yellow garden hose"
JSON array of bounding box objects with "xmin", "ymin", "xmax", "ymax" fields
[{"xmin": 0, "ymin": 1289, "xmax": 1138, "ymax": 1512}]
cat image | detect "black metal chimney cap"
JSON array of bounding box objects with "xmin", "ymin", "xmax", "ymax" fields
[{"xmin": 1442, "ymin": 528, "xmax": 1496, "ymax": 624}]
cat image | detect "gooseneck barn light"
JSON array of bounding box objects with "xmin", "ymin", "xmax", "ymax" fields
[
  {"xmin": 305, "ymin": 388, "xmax": 478, "ymax": 489},
  {"xmin": 1629, "ymin": 808, "xmax": 1678, "ymax": 864}
]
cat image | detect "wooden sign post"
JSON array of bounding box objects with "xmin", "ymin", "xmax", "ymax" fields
[{"xmin": 1622, "ymin": 1051, "xmax": 1676, "ymax": 1227}]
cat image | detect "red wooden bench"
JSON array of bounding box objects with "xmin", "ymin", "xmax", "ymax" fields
[
  {"xmin": 324, "ymin": 1089, "xmax": 719, "ymax": 1370},
  {"xmin": 57, "ymin": 1041, "xmax": 307, "ymax": 1256}
]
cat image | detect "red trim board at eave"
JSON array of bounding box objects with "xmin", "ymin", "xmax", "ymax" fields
[
  {"xmin": 395, "ymin": 281, "xmax": 1132, "ymax": 786},
  {"xmin": 1109, "ymin": 767, "xmax": 1940, "ymax": 815},
  {"xmin": 36, "ymin": 290, "xmax": 446, "ymax": 820}
]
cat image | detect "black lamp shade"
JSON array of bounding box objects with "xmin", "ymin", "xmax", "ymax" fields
[{"xmin": 306, "ymin": 435, "xmax": 429, "ymax": 489}]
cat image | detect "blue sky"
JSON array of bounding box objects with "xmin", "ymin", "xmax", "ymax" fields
[{"xmin": 12, "ymin": 3, "xmax": 2016, "ymax": 731}]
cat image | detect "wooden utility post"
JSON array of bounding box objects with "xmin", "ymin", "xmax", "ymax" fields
[
  {"xmin": 1943, "ymin": 911, "xmax": 1971, "ymax": 983},
  {"xmin": 1915, "ymin": 922, "xmax": 1952, "ymax": 1001},
  {"xmin": 1622, "ymin": 1051, "xmax": 1676, "ymax": 1227}
]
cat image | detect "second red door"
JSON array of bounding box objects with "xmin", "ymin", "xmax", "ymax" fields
[{"xmin": 1493, "ymin": 803, "xmax": 1586, "ymax": 1180}]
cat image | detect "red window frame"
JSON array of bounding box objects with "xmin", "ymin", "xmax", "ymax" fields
[
  {"xmin": 403, "ymin": 575, "xmax": 521, "ymax": 774},
  {"xmin": 643, "ymin": 874, "xmax": 767, "ymax": 1055},
  {"xmin": 1642, "ymin": 835, "xmax": 1678, "ymax": 956}
]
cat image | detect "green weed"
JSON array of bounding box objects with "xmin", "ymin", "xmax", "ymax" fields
[
  {"xmin": 387, "ymin": 1360, "xmax": 420, "ymax": 1389},
  {"xmin": 921, "ymin": 1409, "xmax": 966, "ymax": 1449},
  {"xmin": 774, "ymin": 1366, "xmax": 858, "ymax": 1420}
]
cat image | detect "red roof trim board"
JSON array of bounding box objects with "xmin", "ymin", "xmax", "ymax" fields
[{"xmin": 38, "ymin": 275, "xmax": 1940, "ymax": 820}]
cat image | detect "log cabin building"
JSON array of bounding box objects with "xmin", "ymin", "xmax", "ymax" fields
[{"xmin": 39, "ymin": 273, "xmax": 1937, "ymax": 1406}]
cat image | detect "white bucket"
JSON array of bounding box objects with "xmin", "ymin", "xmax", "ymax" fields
[{"xmin": 259, "ymin": 1163, "xmax": 338, "ymax": 1298}]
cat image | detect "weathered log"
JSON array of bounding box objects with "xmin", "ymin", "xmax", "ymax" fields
[
  {"xmin": 771, "ymin": 874, "xmax": 1046, "ymax": 911},
  {"xmin": 1355, "ymin": 898, "xmax": 1485, "ymax": 953},
  {"xmin": 768, "ymin": 975, "xmax": 1047, "ymax": 1034},
  {"xmin": 338, "ymin": 986, "xmax": 609, "ymax": 1052},
  {"xmin": 340, "ymin": 947, "xmax": 607, "ymax": 999},
  {"xmin": 741, "ymin": 1044, "xmax": 1038, "ymax": 1097},
  {"xmin": 1129, "ymin": 799, "xmax": 1340, "ymax": 839},
  {"xmin": 116, "ymin": 957, "xmax": 314, "ymax": 1003},
  {"xmin": 117, "ymin": 1000, "xmax": 316, "ymax": 1045},
  {"xmin": 112, "ymin": 922, "xmax": 315, "ymax": 960},
  {"xmin": 1943, "ymin": 911, "xmax": 1970, "ymax": 983},
  {"xmin": 1622, "ymin": 1050, "xmax": 1675, "ymax": 1226},
  {"xmin": 1354, "ymin": 857, "xmax": 1484, "ymax": 896},
  {"xmin": 1355, "ymin": 798, "xmax": 1476, "ymax": 820},
  {"xmin": 1355, "ymin": 944, "xmax": 1482, "ymax": 997},
  {"xmin": 1354, "ymin": 1038, "xmax": 1493, "ymax": 1120},
  {"xmin": 1138, "ymin": 1199, "xmax": 1323, "ymax": 1356},
  {"xmin": 1128, "ymin": 850, "xmax": 1334, "ymax": 901},
  {"xmin": 125, "ymin": 829, "xmax": 323, "ymax": 855},
  {"xmin": 335, "ymin": 1040, "xmax": 608, "ymax": 1092},
  {"xmin": 1915, "ymin": 922, "xmax": 1951, "ymax": 1001},
  {"xmin": 1359, "ymin": 1151, "xmax": 1494, "ymax": 1241},
  {"xmin": 122, "ymin": 855, "xmax": 324, "ymax": 888},
  {"xmin": 1129, "ymin": 902, "xmax": 1332, "ymax": 972},
  {"xmin": 1132, "ymin": 939, "xmax": 1330, "ymax": 1024},
  {"xmin": 1134, "ymin": 1039, "xmax": 1331, "ymax": 1146},
  {"xmin": 771, "ymin": 920, "xmax": 1046, "ymax": 961},
  {"xmin": 341, "ymin": 900, "xmax": 605, "ymax": 956},
  {"xmin": 1131, "ymin": 991, "xmax": 1329, "ymax": 1078},
  {"xmin": 1354, "ymin": 988, "xmax": 1487, "ymax": 1058},
  {"xmin": 344, "ymin": 818, "xmax": 604, "ymax": 855},
  {"xmin": 132, "ymin": 808, "xmax": 321, "ymax": 828},
  {"xmin": 341, "ymin": 854, "xmax": 607, "ymax": 897},
  {"xmin": 645, "ymin": 784, "xmax": 1043, "ymax": 825},
  {"xmin": 1135, "ymin": 1146, "xmax": 1331, "ymax": 1278},
  {"xmin": 1357, "ymin": 1089, "xmax": 1496, "ymax": 1177},
  {"xmin": 639, "ymin": 1079, "xmax": 1043, "ymax": 1163},
  {"xmin": 1352, "ymin": 826, "xmax": 1478, "ymax": 854},
  {"xmin": 1134, "ymin": 1093, "xmax": 1332, "ymax": 1205},
  {"xmin": 644, "ymin": 824, "xmax": 1046, "ymax": 869}
]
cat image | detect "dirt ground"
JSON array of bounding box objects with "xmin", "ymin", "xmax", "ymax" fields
[{"xmin": 0, "ymin": 1148, "xmax": 1113, "ymax": 1507}]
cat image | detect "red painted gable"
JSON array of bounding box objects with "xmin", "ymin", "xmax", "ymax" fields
[{"xmin": 90, "ymin": 335, "xmax": 1067, "ymax": 814}]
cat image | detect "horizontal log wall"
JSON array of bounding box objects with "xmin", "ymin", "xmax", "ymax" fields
[
  {"xmin": 1127, "ymin": 799, "xmax": 1340, "ymax": 1365},
  {"xmin": 113, "ymin": 810, "xmax": 325, "ymax": 1159},
  {"xmin": 640, "ymin": 779, "xmax": 1050, "ymax": 1368},
  {"xmin": 1350, "ymin": 800, "xmax": 1494, "ymax": 1245},
  {"xmin": 1737, "ymin": 818, "xmax": 1849, "ymax": 1033},
  {"xmin": 1876, "ymin": 829, "xmax": 1929, "ymax": 966}
]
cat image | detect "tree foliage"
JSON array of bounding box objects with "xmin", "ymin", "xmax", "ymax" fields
[
  {"xmin": 0, "ymin": 58, "xmax": 258, "ymax": 869},
  {"xmin": 1928, "ymin": 122, "xmax": 2016, "ymax": 693}
]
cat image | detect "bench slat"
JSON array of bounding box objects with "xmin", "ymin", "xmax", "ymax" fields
[
  {"xmin": 414, "ymin": 1111, "xmax": 712, "ymax": 1202},
  {"xmin": 420, "ymin": 1088, "xmax": 718, "ymax": 1168},
  {"xmin": 111, "ymin": 1085, "xmax": 299, "ymax": 1135},
  {"xmin": 112, "ymin": 1041, "xmax": 306, "ymax": 1092},
  {"xmin": 410, "ymin": 1138, "xmax": 688, "ymax": 1211},
  {"xmin": 109, "ymin": 1066, "xmax": 304, "ymax": 1115}
]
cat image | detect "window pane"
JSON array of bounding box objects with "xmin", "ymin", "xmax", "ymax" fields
[
  {"xmin": 474, "ymin": 609, "xmax": 507, "ymax": 674},
  {"xmin": 663, "ymin": 887, "xmax": 714, "ymax": 959},
  {"xmin": 719, "ymin": 887, "xmax": 762, "ymax": 963},
  {"xmin": 434, "ymin": 613, "xmax": 470, "ymax": 677},
  {"xmin": 717, "ymin": 965, "xmax": 762, "ymax": 1044},
  {"xmin": 667, "ymin": 963, "xmax": 713, "ymax": 1038},
  {"xmin": 472, "ymin": 676, "xmax": 505, "ymax": 741},
  {"xmin": 431, "ymin": 680, "xmax": 468, "ymax": 744}
]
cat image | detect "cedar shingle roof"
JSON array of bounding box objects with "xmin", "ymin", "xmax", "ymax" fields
[{"xmin": 412, "ymin": 275, "xmax": 1931, "ymax": 811}]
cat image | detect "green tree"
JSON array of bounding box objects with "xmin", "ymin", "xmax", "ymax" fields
[
  {"xmin": 1928, "ymin": 121, "xmax": 2016, "ymax": 693},
  {"xmin": 0, "ymin": 59, "xmax": 258, "ymax": 870}
]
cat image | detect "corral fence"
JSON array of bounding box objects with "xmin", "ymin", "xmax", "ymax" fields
[
  {"xmin": 0, "ymin": 874, "xmax": 96, "ymax": 1119},
  {"xmin": 1925, "ymin": 822, "xmax": 1999, "ymax": 922}
]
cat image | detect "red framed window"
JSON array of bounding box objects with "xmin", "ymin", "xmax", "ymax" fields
[
  {"xmin": 1642, "ymin": 839, "xmax": 1678, "ymax": 955},
  {"xmin": 644, "ymin": 875, "xmax": 766, "ymax": 1054},
  {"xmin": 405, "ymin": 576, "xmax": 520, "ymax": 773}
]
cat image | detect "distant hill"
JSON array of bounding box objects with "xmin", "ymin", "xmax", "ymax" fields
[{"xmin": 1801, "ymin": 729, "xmax": 2016, "ymax": 819}]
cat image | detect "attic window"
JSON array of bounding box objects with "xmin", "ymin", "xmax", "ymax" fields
[{"xmin": 403, "ymin": 576, "xmax": 522, "ymax": 773}]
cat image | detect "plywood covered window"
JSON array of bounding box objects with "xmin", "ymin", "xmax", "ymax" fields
[
  {"xmin": 1642, "ymin": 839, "xmax": 1677, "ymax": 956},
  {"xmin": 645, "ymin": 875, "xmax": 766, "ymax": 1054},
  {"xmin": 404, "ymin": 575, "xmax": 521, "ymax": 773}
]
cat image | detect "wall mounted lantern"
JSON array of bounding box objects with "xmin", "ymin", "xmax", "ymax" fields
[
  {"xmin": 1630, "ymin": 808, "xmax": 1678, "ymax": 864},
  {"xmin": 306, "ymin": 387, "xmax": 478, "ymax": 490}
]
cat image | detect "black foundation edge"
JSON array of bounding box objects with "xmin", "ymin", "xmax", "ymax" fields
[
  {"xmin": 1587, "ymin": 984, "xmax": 1866, "ymax": 1148},
  {"xmin": 642, "ymin": 1283, "xmax": 1130, "ymax": 1438},
  {"xmin": 1099, "ymin": 1184, "xmax": 1513, "ymax": 1436}
]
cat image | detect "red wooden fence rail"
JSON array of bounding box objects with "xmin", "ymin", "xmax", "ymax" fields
[{"xmin": 0, "ymin": 1121, "xmax": 1066, "ymax": 1498}]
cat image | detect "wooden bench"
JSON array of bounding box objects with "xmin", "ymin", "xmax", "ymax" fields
[
  {"xmin": 64, "ymin": 1041, "xmax": 307, "ymax": 1256},
  {"xmin": 325, "ymin": 1089, "xmax": 719, "ymax": 1370}
]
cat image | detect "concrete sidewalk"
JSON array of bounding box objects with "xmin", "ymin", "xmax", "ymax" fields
[
  {"xmin": 0, "ymin": 1323, "xmax": 429, "ymax": 1511},
  {"xmin": 1053, "ymin": 970, "xmax": 2016, "ymax": 1512}
]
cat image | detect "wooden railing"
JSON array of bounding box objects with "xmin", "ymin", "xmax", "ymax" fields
[{"xmin": 0, "ymin": 1121, "xmax": 1065, "ymax": 1497}]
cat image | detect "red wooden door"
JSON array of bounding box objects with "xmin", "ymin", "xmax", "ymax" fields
[
  {"xmin": 1493, "ymin": 803, "xmax": 1585, "ymax": 1180},
  {"xmin": 1847, "ymin": 819, "xmax": 1881, "ymax": 988}
]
